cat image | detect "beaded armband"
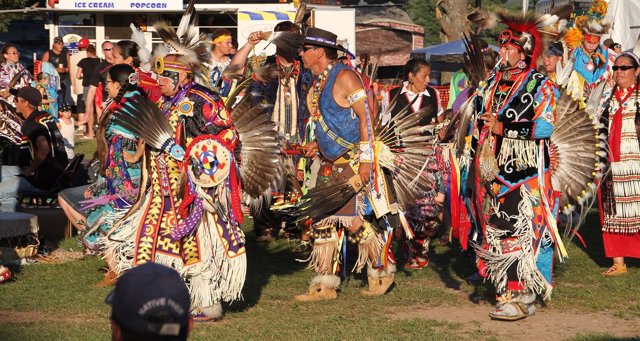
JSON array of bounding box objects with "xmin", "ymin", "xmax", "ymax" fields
[{"xmin": 347, "ymin": 88, "xmax": 367, "ymax": 106}]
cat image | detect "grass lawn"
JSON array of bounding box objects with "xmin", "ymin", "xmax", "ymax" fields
[
  {"xmin": 1, "ymin": 214, "xmax": 640, "ymax": 340},
  {"xmin": 1, "ymin": 140, "xmax": 639, "ymax": 340}
]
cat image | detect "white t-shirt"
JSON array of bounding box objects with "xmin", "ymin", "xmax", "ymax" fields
[{"xmin": 58, "ymin": 118, "xmax": 75, "ymax": 159}]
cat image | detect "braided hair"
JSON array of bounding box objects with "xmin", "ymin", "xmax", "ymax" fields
[{"xmin": 96, "ymin": 64, "xmax": 143, "ymax": 176}]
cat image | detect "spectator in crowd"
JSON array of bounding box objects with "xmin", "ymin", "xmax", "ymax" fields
[
  {"xmin": 76, "ymin": 43, "xmax": 100, "ymax": 136},
  {"xmin": 610, "ymin": 42, "xmax": 623, "ymax": 54},
  {"xmin": 382, "ymin": 59, "xmax": 444, "ymax": 125},
  {"xmin": 71, "ymin": 38, "xmax": 89, "ymax": 128},
  {"xmin": 0, "ymin": 86, "xmax": 68, "ymax": 212},
  {"xmin": 71, "ymin": 38, "xmax": 89, "ymax": 96},
  {"xmin": 42, "ymin": 36, "xmax": 74, "ymax": 108},
  {"xmin": 35, "ymin": 72, "xmax": 58, "ymax": 119},
  {"xmin": 106, "ymin": 263, "xmax": 193, "ymax": 341},
  {"xmin": 57, "ymin": 102, "xmax": 75, "ymax": 160},
  {"xmin": 0, "ymin": 43, "xmax": 32, "ymax": 101},
  {"xmin": 84, "ymin": 40, "xmax": 114, "ymax": 139}
]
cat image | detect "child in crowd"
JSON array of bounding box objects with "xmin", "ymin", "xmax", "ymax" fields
[
  {"xmin": 57, "ymin": 102, "xmax": 75, "ymax": 160},
  {"xmin": 35, "ymin": 72, "xmax": 58, "ymax": 119}
]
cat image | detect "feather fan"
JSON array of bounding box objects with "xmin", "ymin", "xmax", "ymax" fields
[
  {"xmin": 263, "ymin": 31, "xmax": 304, "ymax": 55},
  {"xmin": 111, "ymin": 96, "xmax": 184, "ymax": 160},
  {"xmin": 462, "ymin": 32, "xmax": 488, "ymax": 88},
  {"xmin": 231, "ymin": 93, "xmax": 283, "ymax": 198},
  {"xmin": 373, "ymin": 103, "xmax": 437, "ymax": 209},
  {"xmin": 294, "ymin": 3, "xmax": 306, "ymax": 26},
  {"xmin": 297, "ymin": 172, "xmax": 363, "ymax": 223},
  {"xmin": 295, "ymin": 89, "xmax": 438, "ymax": 220},
  {"xmin": 550, "ymin": 83, "xmax": 607, "ymax": 240}
]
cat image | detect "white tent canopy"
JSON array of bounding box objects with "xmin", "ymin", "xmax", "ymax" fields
[{"xmin": 605, "ymin": 0, "xmax": 640, "ymax": 51}]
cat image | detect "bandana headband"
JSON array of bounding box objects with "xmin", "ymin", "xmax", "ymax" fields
[
  {"xmin": 584, "ymin": 34, "xmax": 601, "ymax": 44},
  {"xmin": 211, "ymin": 34, "xmax": 232, "ymax": 45},
  {"xmin": 154, "ymin": 56, "xmax": 192, "ymax": 75}
]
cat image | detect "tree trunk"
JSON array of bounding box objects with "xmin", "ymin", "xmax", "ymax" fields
[{"xmin": 435, "ymin": 0, "xmax": 470, "ymax": 43}]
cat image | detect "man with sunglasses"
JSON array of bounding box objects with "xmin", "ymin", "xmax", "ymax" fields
[
  {"xmin": 294, "ymin": 27, "xmax": 398, "ymax": 301},
  {"xmin": 42, "ymin": 37, "xmax": 74, "ymax": 109},
  {"xmin": 83, "ymin": 40, "xmax": 114, "ymax": 139}
]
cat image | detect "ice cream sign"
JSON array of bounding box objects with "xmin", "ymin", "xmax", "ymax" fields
[{"xmin": 48, "ymin": 0, "xmax": 183, "ymax": 10}]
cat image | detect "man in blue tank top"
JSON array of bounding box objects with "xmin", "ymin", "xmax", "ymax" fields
[{"xmin": 295, "ymin": 27, "xmax": 396, "ymax": 301}]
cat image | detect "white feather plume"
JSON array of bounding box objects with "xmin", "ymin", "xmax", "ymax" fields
[{"xmin": 130, "ymin": 23, "xmax": 152, "ymax": 72}]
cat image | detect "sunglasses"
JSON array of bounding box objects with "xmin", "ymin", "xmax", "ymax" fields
[
  {"xmin": 103, "ymin": 48, "xmax": 113, "ymax": 51},
  {"xmin": 301, "ymin": 46, "xmax": 317, "ymax": 52},
  {"xmin": 613, "ymin": 65, "xmax": 637, "ymax": 71}
]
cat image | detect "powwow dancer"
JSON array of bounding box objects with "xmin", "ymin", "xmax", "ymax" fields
[
  {"xmin": 294, "ymin": 27, "xmax": 434, "ymax": 301},
  {"xmin": 104, "ymin": 1, "xmax": 282, "ymax": 321},
  {"xmin": 562, "ymin": 0, "xmax": 614, "ymax": 106},
  {"xmin": 58, "ymin": 64, "xmax": 144, "ymax": 254},
  {"xmin": 229, "ymin": 18, "xmax": 311, "ymax": 242},
  {"xmin": 462, "ymin": 7, "xmax": 607, "ymax": 320},
  {"xmin": 598, "ymin": 52, "xmax": 640, "ymax": 276},
  {"xmin": 464, "ymin": 10, "xmax": 560, "ymax": 320},
  {"xmin": 384, "ymin": 58, "xmax": 445, "ymax": 269}
]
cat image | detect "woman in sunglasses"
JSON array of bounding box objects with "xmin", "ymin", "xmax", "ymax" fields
[
  {"xmin": 0, "ymin": 44, "xmax": 32, "ymax": 101},
  {"xmin": 598, "ymin": 52, "xmax": 640, "ymax": 276}
]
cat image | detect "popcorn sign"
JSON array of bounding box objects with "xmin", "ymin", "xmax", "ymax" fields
[{"xmin": 51, "ymin": 0, "xmax": 183, "ymax": 10}]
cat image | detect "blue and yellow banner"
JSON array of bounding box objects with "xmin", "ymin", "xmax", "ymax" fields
[{"xmin": 238, "ymin": 10, "xmax": 295, "ymax": 21}]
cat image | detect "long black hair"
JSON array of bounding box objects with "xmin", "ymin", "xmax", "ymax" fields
[{"xmin": 96, "ymin": 64, "xmax": 141, "ymax": 176}]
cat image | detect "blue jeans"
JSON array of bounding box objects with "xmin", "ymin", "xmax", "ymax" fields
[{"xmin": 0, "ymin": 166, "xmax": 47, "ymax": 212}]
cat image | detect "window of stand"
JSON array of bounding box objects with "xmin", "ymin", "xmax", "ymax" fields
[
  {"xmin": 148, "ymin": 13, "xmax": 238, "ymax": 52},
  {"xmin": 198, "ymin": 12, "xmax": 237, "ymax": 40},
  {"xmin": 56, "ymin": 13, "xmax": 96, "ymax": 39}
]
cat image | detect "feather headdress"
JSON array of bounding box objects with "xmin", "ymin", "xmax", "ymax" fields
[
  {"xmin": 574, "ymin": 0, "xmax": 611, "ymax": 37},
  {"xmin": 468, "ymin": 7, "xmax": 569, "ymax": 66},
  {"xmin": 151, "ymin": 0, "xmax": 210, "ymax": 78}
]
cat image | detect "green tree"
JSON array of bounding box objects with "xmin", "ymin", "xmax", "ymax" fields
[{"xmin": 0, "ymin": 0, "xmax": 28, "ymax": 33}]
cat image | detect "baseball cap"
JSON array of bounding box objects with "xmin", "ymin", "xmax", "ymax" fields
[
  {"xmin": 60, "ymin": 102, "xmax": 72, "ymax": 112},
  {"xmin": 77, "ymin": 37, "xmax": 90, "ymax": 49},
  {"xmin": 10, "ymin": 86, "xmax": 42, "ymax": 107},
  {"xmin": 105, "ymin": 263, "xmax": 190, "ymax": 338},
  {"xmin": 54, "ymin": 36, "xmax": 64, "ymax": 44},
  {"xmin": 546, "ymin": 42, "xmax": 564, "ymax": 57}
]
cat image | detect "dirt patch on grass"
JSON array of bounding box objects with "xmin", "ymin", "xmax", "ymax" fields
[
  {"xmin": 0, "ymin": 310, "xmax": 104, "ymax": 324},
  {"xmin": 389, "ymin": 303, "xmax": 640, "ymax": 340}
]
